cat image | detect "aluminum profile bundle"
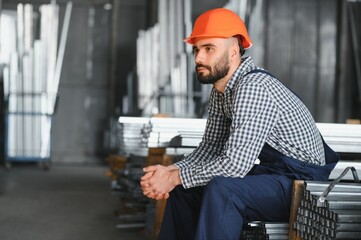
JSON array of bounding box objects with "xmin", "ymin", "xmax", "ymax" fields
[
  {"xmin": 169, "ymin": 123, "xmax": 204, "ymax": 148},
  {"xmin": 118, "ymin": 117, "xmax": 150, "ymax": 157},
  {"xmin": 141, "ymin": 117, "xmax": 206, "ymax": 148},
  {"xmin": 241, "ymin": 221, "xmax": 268, "ymax": 240},
  {"xmin": 329, "ymin": 161, "xmax": 361, "ymax": 181},
  {"xmin": 136, "ymin": 0, "xmax": 193, "ymax": 116},
  {"xmin": 316, "ymin": 123, "xmax": 361, "ymax": 154},
  {"xmin": 115, "ymin": 162, "xmax": 148, "ymax": 230},
  {"xmin": 1, "ymin": 2, "xmax": 72, "ymax": 162},
  {"xmin": 294, "ymin": 167, "xmax": 361, "ymax": 239},
  {"xmin": 118, "ymin": 117, "xmax": 206, "ymax": 156},
  {"xmin": 169, "ymin": 132, "xmax": 203, "ymax": 148},
  {"xmin": 241, "ymin": 221, "xmax": 289, "ymax": 240},
  {"xmin": 116, "ymin": 166, "xmax": 148, "ymax": 202},
  {"xmin": 265, "ymin": 222, "xmax": 289, "ymax": 240}
]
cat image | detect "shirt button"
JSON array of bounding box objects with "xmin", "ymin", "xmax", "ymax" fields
[{"xmin": 301, "ymin": 163, "xmax": 305, "ymax": 167}]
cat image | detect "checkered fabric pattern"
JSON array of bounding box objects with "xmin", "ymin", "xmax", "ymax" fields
[{"xmin": 175, "ymin": 56, "xmax": 325, "ymax": 189}]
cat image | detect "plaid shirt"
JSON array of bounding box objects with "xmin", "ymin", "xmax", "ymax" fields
[{"xmin": 175, "ymin": 56, "xmax": 325, "ymax": 188}]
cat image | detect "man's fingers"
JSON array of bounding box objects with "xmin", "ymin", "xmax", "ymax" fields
[
  {"xmin": 143, "ymin": 164, "xmax": 162, "ymax": 173},
  {"xmin": 143, "ymin": 189, "xmax": 152, "ymax": 196},
  {"xmin": 140, "ymin": 178, "xmax": 152, "ymax": 187},
  {"xmin": 143, "ymin": 188, "xmax": 170, "ymax": 200},
  {"xmin": 154, "ymin": 192, "xmax": 170, "ymax": 200},
  {"xmin": 140, "ymin": 171, "xmax": 154, "ymax": 181},
  {"xmin": 146, "ymin": 191, "xmax": 156, "ymax": 199},
  {"xmin": 141, "ymin": 185, "xmax": 150, "ymax": 192},
  {"xmin": 155, "ymin": 193, "xmax": 164, "ymax": 200},
  {"xmin": 140, "ymin": 164, "xmax": 175, "ymax": 200}
]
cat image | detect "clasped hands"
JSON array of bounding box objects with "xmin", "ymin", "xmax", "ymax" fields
[{"xmin": 140, "ymin": 164, "xmax": 181, "ymax": 200}]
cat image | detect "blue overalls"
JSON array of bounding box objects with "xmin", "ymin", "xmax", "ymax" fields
[
  {"xmin": 158, "ymin": 69, "xmax": 339, "ymax": 240},
  {"xmin": 159, "ymin": 140, "xmax": 339, "ymax": 240}
]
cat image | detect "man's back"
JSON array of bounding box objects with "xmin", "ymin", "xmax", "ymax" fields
[{"xmin": 236, "ymin": 64, "xmax": 325, "ymax": 165}]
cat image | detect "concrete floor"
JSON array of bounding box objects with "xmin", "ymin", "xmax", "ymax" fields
[{"xmin": 0, "ymin": 163, "xmax": 148, "ymax": 240}]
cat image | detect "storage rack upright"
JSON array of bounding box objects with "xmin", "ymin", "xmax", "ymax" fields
[
  {"xmin": 1, "ymin": 2, "xmax": 72, "ymax": 169},
  {"xmin": 4, "ymin": 92, "xmax": 55, "ymax": 169}
]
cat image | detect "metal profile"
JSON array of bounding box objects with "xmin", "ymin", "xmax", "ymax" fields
[
  {"xmin": 2, "ymin": 2, "xmax": 71, "ymax": 167},
  {"xmin": 294, "ymin": 168, "xmax": 361, "ymax": 239}
]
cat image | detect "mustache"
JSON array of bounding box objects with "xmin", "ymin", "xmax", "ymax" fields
[{"xmin": 196, "ymin": 64, "xmax": 211, "ymax": 71}]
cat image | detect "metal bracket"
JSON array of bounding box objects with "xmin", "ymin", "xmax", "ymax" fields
[{"xmin": 318, "ymin": 167, "xmax": 360, "ymax": 206}]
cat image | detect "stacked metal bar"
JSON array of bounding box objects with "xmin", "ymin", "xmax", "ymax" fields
[
  {"xmin": 241, "ymin": 221, "xmax": 268, "ymax": 240},
  {"xmin": 3, "ymin": 3, "xmax": 59, "ymax": 159},
  {"xmin": 118, "ymin": 116, "xmax": 150, "ymax": 157},
  {"xmin": 1, "ymin": 2, "xmax": 72, "ymax": 163},
  {"xmin": 141, "ymin": 117, "xmax": 206, "ymax": 148},
  {"xmin": 116, "ymin": 117, "xmax": 361, "ymax": 179},
  {"xmin": 117, "ymin": 116, "xmax": 206, "ymax": 156},
  {"xmin": 265, "ymin": 222, "xmax": 289, "ymax": 240},
  {"xmin": 329, "ymin": 161, "xmax": 361, "ymax": 181},
  {"xmin": 317, "ymin": 123, "xmax": 361, "ymax": 154},
  {"xmin": 241, "ymin": 221, "xmax": 289, "ymax": 240},
  {"xmin": 169, "ymin": 131, "xmax": 203, "ymax": 148},
  {"xmin": 294, "ymin": 181, "xmax": 361, "ymax": 239},
  {"xmin": 135, "ymin": 0, "xmax": 218, "ymax": 117},
  {"xmin": 114, "ymin": 157, "xmax": 150, "ymax": 229},
  {"xmin": 163, "ymin": 121, "xmax": 361, "ymax": 153},
  {"xmin": 146, "ymin": 119, "xmax": 361, "ymax": 178},
  {"xmin": 105, "ymin": 116, "xmax": 151, "ymax": 229}
]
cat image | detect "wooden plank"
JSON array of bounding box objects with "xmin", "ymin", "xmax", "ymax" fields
[
  {"xmin": 289, "ymin": 180, "xmax": 305, "ymax": 240},
  {"xmin": 146, "ymin": 147, "xmax": 166, "ymax": 166},
  {"xmin": 152, "ymin": 199, "xmax": 167, "ymax": 240},
  {"xmin": 146, "ymin": 148, "xmax": 173, "ymax": 240}
]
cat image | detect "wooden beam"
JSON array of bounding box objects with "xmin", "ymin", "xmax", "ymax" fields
[{"xmin": 289, "ymin": 180, "xmax": 305, "ymax": 240}]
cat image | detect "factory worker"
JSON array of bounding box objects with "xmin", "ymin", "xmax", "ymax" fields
[{"xmin": 141, "ymin": 8, "xmax": 339, "ymax": 240}]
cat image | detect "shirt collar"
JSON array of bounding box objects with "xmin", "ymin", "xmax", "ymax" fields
[{"xmin": 225, "ymin": 56, "xmax": 257, "ymax": 93}]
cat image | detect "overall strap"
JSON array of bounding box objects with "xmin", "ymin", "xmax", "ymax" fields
[
  {"xmin": 244, "ymin": 68, "xmax": 302, "ymax": 101},
  {"xmin": 244, "ymin": 69, "xmax": 277, "ymax": 79},
  {"xmin": 245, "ymin": 68, "xmax": 339, "ymax": 167}
]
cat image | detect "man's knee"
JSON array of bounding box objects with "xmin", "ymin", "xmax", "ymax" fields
[{"xmin": 204, "ymin": 176, "xmax": 234, "ymax": 198}]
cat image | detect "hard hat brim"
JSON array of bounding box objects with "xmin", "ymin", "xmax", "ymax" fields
[{"xmin": 184, "ymin": 35, "xmax": 253, "ymax": 49}]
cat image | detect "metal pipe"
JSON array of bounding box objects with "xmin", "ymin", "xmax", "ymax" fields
[
  {"xmin": 328, "ymin": 200, "xmax": 361, "ymax": 210},
  {"xmin": 296, "ymin": 178, "xmax": 361, "ymax": 239},
  {"xmin": 306, "ymin": 181, "xmax": 361, "ymax": 193},
  {"xmin": 52, "ymin": 1, "xmax": 72, "ymax": 108}
]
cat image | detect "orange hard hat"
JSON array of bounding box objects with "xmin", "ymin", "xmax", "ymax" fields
[{"xmin": 184, "ymin": 8, "xmax": 253, "ymax": 49}]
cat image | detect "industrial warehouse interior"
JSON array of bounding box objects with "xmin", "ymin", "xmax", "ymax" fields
[{"xmin": 0, "ymin": 0, "xmax": 361, "ymax": 239}]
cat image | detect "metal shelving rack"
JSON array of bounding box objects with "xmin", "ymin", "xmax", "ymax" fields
[
  {"xmin": 1, "ymin": 1, "xmax": 72, "ymax": 169},
  {"xmin": 135, "ymin": 0, "xmax": 253, "ymax": 118},
  {"xmin": 3, "ymin": 93, "xmax": 56, "ymax": 169}
]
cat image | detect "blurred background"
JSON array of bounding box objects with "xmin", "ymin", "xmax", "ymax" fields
[
  {"xmin": 0, "ymin": 0, "xmax": 360, "ymax": 165},
  {"xmin": 0, "ymin": 0, "xmax": 360, "ymax": 239}
]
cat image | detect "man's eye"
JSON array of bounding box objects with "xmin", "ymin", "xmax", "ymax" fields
[{"xmin": 205, "ymin": 47, "xmax": 212, "ymax": 52}]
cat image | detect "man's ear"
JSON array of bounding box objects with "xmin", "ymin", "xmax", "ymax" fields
[{"xmin": 230, "ymin": 41, "xmax": 240, "ymax": 60}]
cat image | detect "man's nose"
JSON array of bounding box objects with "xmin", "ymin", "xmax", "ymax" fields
[{"xmin": 195, "ymin": 51, "xmax": 205, "ymax": 64}]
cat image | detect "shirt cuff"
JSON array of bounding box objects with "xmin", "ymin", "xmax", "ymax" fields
[
  {"xmin": 177, "ymin": 166, "xmax": 195, "ymax": 189},
  {"xmin": 174, "ymin": 160, "xmax": 188, "ymax": 169}
]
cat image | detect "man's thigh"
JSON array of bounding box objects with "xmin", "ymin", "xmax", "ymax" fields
[{"xmin": 205, "ymin": 174, "xmax": 293, "ymax": 222}]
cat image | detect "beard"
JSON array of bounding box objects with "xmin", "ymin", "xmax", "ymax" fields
[{"xmin": 195, "ymin": 52, "xmax": 230, "ymax": 84}]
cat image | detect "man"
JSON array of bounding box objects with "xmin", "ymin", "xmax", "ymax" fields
[{"xmin": 140, "ymin": 8, "xmax": 339, "ymax": 240}]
